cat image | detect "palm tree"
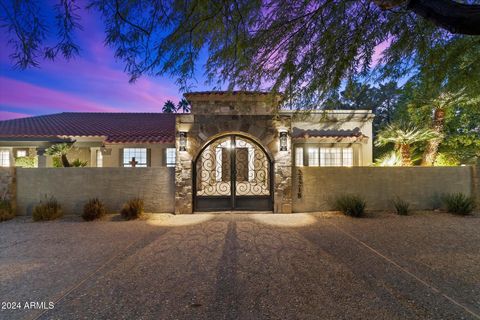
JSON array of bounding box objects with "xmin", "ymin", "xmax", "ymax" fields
[
  {"xmin": 375, "ymin": 122, "xmax": 439, "ymax": 166},
  {"xmin": 162, "ymin": 100, "xmax": 177, "ymax": 113},
  {"xmin": 177, "ymin": 98, "xmax": 190, "ymax": 113},
  {"xmin": 45, "ymin": 143, "xmax": 73, "ymax": 167}
]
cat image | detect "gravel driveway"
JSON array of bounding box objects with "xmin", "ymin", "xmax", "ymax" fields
[{"xmin": 0, "ymin": 212, "xmax": 479, "ymax": 320}]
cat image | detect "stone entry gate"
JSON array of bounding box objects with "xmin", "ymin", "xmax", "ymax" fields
[{"xmin": 174, "ymin": 92, "xmax": 293, "ymax": 214}]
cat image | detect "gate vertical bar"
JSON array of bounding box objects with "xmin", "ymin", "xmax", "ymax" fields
[{"xmin": 231, "ymin": 135, "xmax": 236, "ymax": 210}]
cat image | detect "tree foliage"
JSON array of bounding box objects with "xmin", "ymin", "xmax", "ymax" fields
[
  {"xmin": 177, "ymin": 98, "xmax": 191, "ymax": 113},
  {"xmin": 162, "ymin": 100, "xmax": 177, "ymax": 113},
  {"xmin": 2, "ymin": 0, "xmax": 479, "ymax": 105},
  {"xmin": 375, "ymin": 122, "xmax": 439, "ymax": 166},
  {"xmin": 45, "ymin": 143, "xmax": 73, "ymax": 167},
  {"xmin": 324, "ymin": 80, "xmax": 403, "ymax": 135}
]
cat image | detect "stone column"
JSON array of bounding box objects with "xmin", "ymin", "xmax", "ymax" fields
[
  {"xmin": 273, "ymin": 118, "xmax": 293, "ymax": 213},
  {"xmin": 175, "ymin": 115, "xmax": 195, "ymax": 214},
  {"xmin": 37, "ymin": 148, "xmax": 47, "ymax": 168}
]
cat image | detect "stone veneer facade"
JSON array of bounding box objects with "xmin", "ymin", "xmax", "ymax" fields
[{"xmin": 174, "ymin": 92, "xmax": 292, "ymax": 214}]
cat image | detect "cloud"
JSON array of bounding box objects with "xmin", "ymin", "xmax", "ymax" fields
[
  {"xmin": 0, "ymin": 6, "xmax": 185, "ymax": 117},
  {"xmin": 0, "ymin": 76, "xmax": 121, "ymax": 113},
  {"xmin": 0, "ymin": 111, "xmax": 31, "ymax": 121}
]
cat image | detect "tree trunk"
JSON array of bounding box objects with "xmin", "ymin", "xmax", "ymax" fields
[
  {"xmin": 421, "ymin": 108, "xmax": 445, "ymax": 166},
  {"xmin": 400, "ymin": 144, "xmax": 412, "ymax": 166},
  {"xmin": 61, "ymin": 154, "xmax": 70, "ymax": 167},
  {"xmin": 373, "ymin": 0, "xmax": 480, "ymax": 35}
]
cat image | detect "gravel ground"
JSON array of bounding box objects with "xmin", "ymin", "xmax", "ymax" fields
[{"xmin": 0, "ymin": 212, "xmax": 479, "ymax": 320}]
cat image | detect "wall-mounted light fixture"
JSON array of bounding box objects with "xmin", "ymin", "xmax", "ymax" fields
[
  {"xmin": 279, "ymin": 131, "xmax": 288, "ymax": 151},
  {"xmin": 179, "ymin": 131, "xmax": 187, "ymax": 151}
]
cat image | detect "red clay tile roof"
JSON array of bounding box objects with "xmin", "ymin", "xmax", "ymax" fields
[
  {"xmin": 292, "ymin": 127, "xmax": 365, "ymax": 139},
  {"xmin": 0, "ymin": 113, "xmax": 176, "ymax": 143}
]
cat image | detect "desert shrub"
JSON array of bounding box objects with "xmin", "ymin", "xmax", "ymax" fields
[
  {"xmin": 82, "ymin": 198, "xmax": 106, "ymax": 221},
  {"xmin": 443, "ymin": 193, "xmax": 476, "ymax": 216},
  {"xmin": 32, "ymin": 196, "xmax": 63, "ymax": 221},
  {"xmin": 14, "ymin": 155, "xmax": 38, "ymax": 168},
  {"xmin": 71, "ymin": 159, "xmax": 88, "ymax": 167},
  {"xmin": 333, "ymin": 194, "xmax": 366, "ymax": 217},
  {"xmin": 120, "ymin": 198, "xmax": 144, "ymax": 220},
  {"xmin": 52, "ymin": 157, "xmax": 63, "ymax": 168},
  {"xmin": 0, "ymin": 198, "xmax": 15, "ymax": 222},
  {"xmin": 393, "ymin": 197, "xmax": 410, "ymax": 216}
]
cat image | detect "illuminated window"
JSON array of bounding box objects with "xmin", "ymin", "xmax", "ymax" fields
[
  {"xmin": 308, "ymin": 148, "xmax": 319, "ymax": 167},
  {"xmin": 320, "ymin": 147, "xmax": 353, "ymax": 166},
  {"xmin": 342, "ymin": 148, "xmax": 353, "ymax": 167},
  {"xmin": 123, "ymin": 148, "xmax": 148, "ymax": 167},
  {"xmin": 0, "ymin": 150, "xmax": 10, "ymax": 167},
  {"xmin": 295, "ymin": 147, "xmax": 304, "ymax": 166},
  {"xmin": 166, "ymin": 148, "xmax": 176, "ymax": 167},
  {"xmin": 96, "ymin": 150, "xmax": 103, "ymax": 167},
  {"xmin": 16, "ymin": 150, "xmax": 27, "ymax": 157}
]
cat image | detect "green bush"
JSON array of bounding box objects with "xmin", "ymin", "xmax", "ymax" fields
[
  {"xmin": 32, "ymin": 196, "xmax": 63, "ymax": 221},
  {"xmin": 0, "ymin": 198, "xmax": 15, "ymax": 222},
  {"xmin": 71, "ymin": 159, "xmax": 88, "ymax": 167},
  {"xmin": 333, "ymin": 194, "xmax": 366, "ymax": 217},
  {"xmin": 14, "ymin": 156, "xmax": 38, "ymax": 168},
  {"xmin": 52, "ymin": 157, "xmax": 63, "ymax": 168},
  {"xmin": 120, "ymin": 198, "xmax": 144, "ymax": 220},
  {"xmin": 82, "ymin": 198, "xmax": 106, "ymax": 221},
  {"xmin": 443, "ymin": 193, "xmax": 476, "ymax": 216},
  {"xmin": 393, "ymin": 197, "xmax": 410, "ymax": 216}
]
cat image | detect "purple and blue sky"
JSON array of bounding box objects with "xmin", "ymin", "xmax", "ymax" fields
[
  {"xmin": 0, "ymin": 6, "xmax": 210, "ymax": 121},
  {"xmin": 0, "ymin": 5, "xmax": 388, "ymax": 121}
]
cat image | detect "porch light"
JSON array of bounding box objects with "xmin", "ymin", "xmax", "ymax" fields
[
  {"xmin": 279, "ymin": 131, "xmax": 288, "ymax": 151},
  {"xmin": 179, "ymin": 131, "xmax": 187, "ymax": 151}
]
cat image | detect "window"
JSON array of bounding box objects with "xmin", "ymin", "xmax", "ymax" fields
[
  {"xmin": 320, "ymin": 147, "xmax": 353, "ymax": 167},
  {"xmin": 166, "ymin": 148, "xmax": 176, "ymax": 167},
  {"xmin": 307, "ymin": 148, "xmax": 319, "ymax": 167},
  {"xmin": 0, "ymin": 150, "xmax": 10, "ymax": 167},
  {"xmin": 123, "ymin": 148, "xmax": 148, "ymax": 167},
  {"xmin": 342, "ymin": 148, "xmax": 353, "ymax": 167},
  {"xmin": 96, "ymin": 150, "xmax": 103, "ymax": 167},
  {"xmin": 295, "ymin": 147, "xmax": 304, "ymax": 167},
  {"xmin": 16, "ymin": 150, "xmax": 27, "ymax": 157},
  {"xmin": 320, "ymin": 148, "xmax": 342, "ymax": 166}
]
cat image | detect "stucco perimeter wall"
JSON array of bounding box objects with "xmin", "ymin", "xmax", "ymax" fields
[
  {"xmin": 16, "ymin": 168, "xmax": 175, "ymax": 215},
  {"xmin": 0, "ymin": 167, "xmax": 16, "ymax": 211},
  {"xmin": 293, "ymin": 166, "xmax": 474, "ymax": 212}
]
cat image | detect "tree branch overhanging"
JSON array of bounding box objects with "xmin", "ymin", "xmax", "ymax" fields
[{"xmin": 374, "ymin": 0, "xmax": 480, "ymax": 35}]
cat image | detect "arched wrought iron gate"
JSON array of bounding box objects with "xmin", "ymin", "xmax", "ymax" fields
[{"xmin": 193, "ymin": 134, "xmax": 273, "ymax": 211}]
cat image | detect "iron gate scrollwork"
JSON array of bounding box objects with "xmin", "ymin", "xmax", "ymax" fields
[{"xmin": 193, "ymin": 134, "xmax": 273, "ymax": 211}]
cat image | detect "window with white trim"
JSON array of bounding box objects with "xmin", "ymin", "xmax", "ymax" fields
[
  {"xmin": 342, "ymin": 148, "xmax": 353, "ymax": 167},
  {"xmin": 166, "ymin": 148, "xmax": 176, "ymax": 167},
  {"xmin": 307, "ymin": 147, "xmax": 319, "ymax": 167},
  {"xmin": 320, "ymin": 147, "xmax": 353, "ymax": 167},
  {"xmin": 0, "ymin": 150, "xmax": 11, "ymax": 167},
  {"xmin": 123, "ymin": 148, "xmax": 147, "ymax": 167},
  {"xmin": 16, "ymin": 150, "xmax": 27, "ymax": 157},
  {"xmin": 295, "ymin": 147, "xmax": 304, "ymax": 167},
  {"xmin": 96, "ymin": 150, "xmax": 103, "ymax": 167}
]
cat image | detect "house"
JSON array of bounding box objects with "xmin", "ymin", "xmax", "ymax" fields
[
  {"xmin": 0, "ymin": 91, "xmax": 374, "ymax": 213},
  {"xmin": 0, "ymin": 112, "xmax": 177, "ymax": 168}
]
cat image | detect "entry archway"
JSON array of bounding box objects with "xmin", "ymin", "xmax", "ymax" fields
[{"xmin": 193, "ymin": 134, "xmax": 273, "ymax": 211}]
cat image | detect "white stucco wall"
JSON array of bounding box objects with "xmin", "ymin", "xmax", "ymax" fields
[{"xmin": 90, "ymin": 143, "xmax": 175, "ymax": 167}]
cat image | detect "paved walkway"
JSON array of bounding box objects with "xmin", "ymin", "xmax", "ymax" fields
[{"xmin": 0, "ymin": 212, "xmax": 479, "ymax": 320}]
